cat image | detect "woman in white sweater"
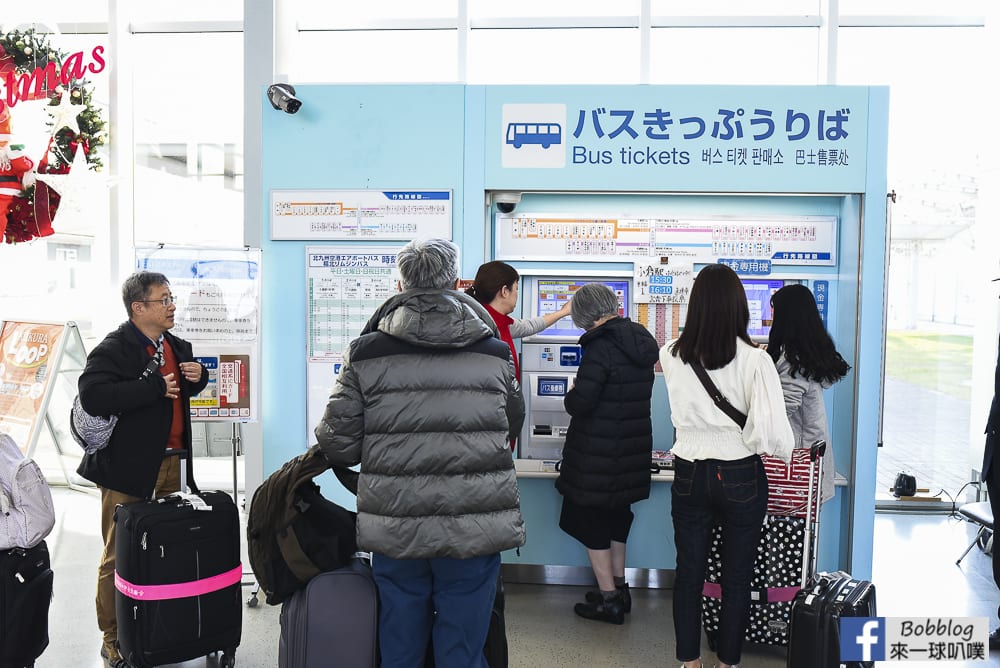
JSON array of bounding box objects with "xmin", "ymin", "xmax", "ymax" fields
[
  {"xmin": 767, "ymin": 284, "xmax": 851, "ymax": 504},
  {"xmin": 659, "ymin": 264, "xmax": 793, "ymax": 668}
]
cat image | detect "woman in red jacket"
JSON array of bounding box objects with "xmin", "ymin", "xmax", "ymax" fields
[{"xmin": 466, "ymin": 261, "xmax": 572, "ymax": 381}]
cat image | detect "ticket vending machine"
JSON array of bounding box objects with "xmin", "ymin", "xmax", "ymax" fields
[{"xmin": 519, "ymin": 276, "xmax": 631, "ymax": 461}]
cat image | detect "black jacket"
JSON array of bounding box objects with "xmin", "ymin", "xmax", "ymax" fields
[
  {"xmin": 76, "ymin": 323, "xmax": 208, "ymax": 498},
  {"xmin": 982, "ymin": 334, "xmax": 1000, "ymax": 481},
  {"xmin": 556, "ymin": 317, "xmax": 659, "ymax": 508}
]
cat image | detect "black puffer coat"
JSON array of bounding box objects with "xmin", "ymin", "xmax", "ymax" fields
[{"xmin": 555, "ymin": 317, "xmax": 659, "ymax": 508}]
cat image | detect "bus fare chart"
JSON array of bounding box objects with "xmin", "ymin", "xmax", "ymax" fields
[{"xmin": 307, "ymin": 251, "xmax": 397, "ymax": 362}]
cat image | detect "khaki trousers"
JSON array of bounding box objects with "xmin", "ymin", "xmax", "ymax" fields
[{"xmin": 97, "ymin": 455, "xmax": 181, "ymax": 660}]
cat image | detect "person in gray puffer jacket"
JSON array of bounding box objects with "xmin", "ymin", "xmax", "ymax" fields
[{"xmin": 315, "ymin": 238, "xmax": 525, "ymax": 668}]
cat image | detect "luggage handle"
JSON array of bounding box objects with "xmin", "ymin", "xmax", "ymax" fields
[
  {"xmin": 162, "ymin": 448, "xmax": 200, "ymax": 497},
  {"xmin": 801, "ymin": 439, "xmax": 825, "ymax": 587},
  {"xmin": 809, "ymin": 440, "xmax": 827, "ymax": 461}
]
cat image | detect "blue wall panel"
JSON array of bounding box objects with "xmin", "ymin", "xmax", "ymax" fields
[
  {"xmin": 260, "ymin": 84, "xmax": 466, "ymax": 479},
  {"xmin": 259, "ymin": 83, "xmax": 888, "ymax": 575}
]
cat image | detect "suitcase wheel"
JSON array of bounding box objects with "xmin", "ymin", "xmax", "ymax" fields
[
  {"xmin": 219, "ymin": 651, "xmax": 236, "ymax": 668},
  {"xmin": 246, "ymin": 592, "xmax": 259, "ymax": 608}
]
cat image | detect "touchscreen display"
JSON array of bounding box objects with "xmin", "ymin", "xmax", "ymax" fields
[{"xmin": 534, "ymin": 279, "xmax": 630, "ymax": 339}]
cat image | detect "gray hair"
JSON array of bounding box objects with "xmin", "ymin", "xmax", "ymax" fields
[
  {"xmin": 122, "ymin": 271, "xmax": 170, "ymax": 318},
  {"xmin": 571, "ymin": 283, "xmax": 620, "ymax": 329},
  {"xmin": 396, "ymin": 238, "xmax": 460, "ymax": 290}
]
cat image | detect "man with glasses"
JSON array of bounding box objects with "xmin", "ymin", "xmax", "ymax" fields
[{"xmin": 76, "ymin": 270, "xmax": 208, "ymax": 668}]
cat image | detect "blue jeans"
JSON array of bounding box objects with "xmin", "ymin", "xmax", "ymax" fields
[
  {"xmin": 671, "ymin": 455, "xmax": 768, "ymax": 666},
  {"xmin": 372, "ymin": 552, "xmax": 500, "ymax": 668}
]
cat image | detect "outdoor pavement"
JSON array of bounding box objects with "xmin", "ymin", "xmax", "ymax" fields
[{"xmin": 879, "ymin": 375, "xmax": 978, "ymax": 504}]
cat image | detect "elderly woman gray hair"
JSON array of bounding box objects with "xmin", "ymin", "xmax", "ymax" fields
[
  {"xmin": 571, "ymin": 283, "xmax": 621, "ymax": 330},
  {"xmin": 396, "ymin": 238, "xmax": 460, "ymax": 290}
]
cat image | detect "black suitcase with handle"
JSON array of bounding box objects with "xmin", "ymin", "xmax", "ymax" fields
[
  {"xmin": 786, "ymin": 570, "xmax": 877, "ymax": 668},
  {"xmin": 113, "ymin": 452, "xmax": 241, "ymax": 668},
  {"xmin": 0, "ymin": 541, "xmax": 52, "ymax": 668}
]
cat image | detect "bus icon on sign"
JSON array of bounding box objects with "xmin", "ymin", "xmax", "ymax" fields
[{"xmin": 506, "ymin": 122, "xmax": 562, "ymax": 149}]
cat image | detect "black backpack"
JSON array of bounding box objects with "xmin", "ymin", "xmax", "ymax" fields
[{"xmin": 246, "ymin": 444, "xmax": 359, "ymax": 605}]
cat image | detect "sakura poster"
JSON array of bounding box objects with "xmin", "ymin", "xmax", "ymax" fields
[{"xmin": 0, "ymin": 321, "xmax": 65, "ymax": 454}]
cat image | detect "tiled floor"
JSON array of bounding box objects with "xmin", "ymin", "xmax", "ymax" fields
[{"xmin": 37, "ymin": 486, "xmax": 999, "ymax": 668}]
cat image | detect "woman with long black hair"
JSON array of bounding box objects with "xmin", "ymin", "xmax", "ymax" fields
[
  {"xmin": 767, "ymin": 283, "xmax": 851, "ymax": 504},
  {"xmin": 660, "ymin": 263, "xmax": 793, "ymax": 668}
]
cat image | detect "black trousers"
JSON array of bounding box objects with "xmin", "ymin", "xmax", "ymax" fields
[{"xmin": 986, "ymin": 436, "xmax": 1000, "ymax": 622}]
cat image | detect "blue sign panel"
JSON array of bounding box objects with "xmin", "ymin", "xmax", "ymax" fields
[
  {"xmin": 813, "ymin": 280, "xmax": 830, "ymax": 328},
  {"xmin": 486, "ymin": 85, "xmax": 874, "ymax": 193},
  {"xmin": 718, "ymin": 259, "xmax": 772, "ymax": 275},
  {"xmin": 538, "ymin": 377, "xmax": 569, "ymax": 397}
]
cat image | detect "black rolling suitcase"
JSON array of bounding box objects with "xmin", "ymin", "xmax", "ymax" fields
[
  {"xmin": 786, "ymin": 571, "xmax": 877, "ymax": 668},
  {"xmin": 278, "ymin": 554, "xmax": 378, "ymax": 668},
  {"xmin": 0, "ymin": 541, "xmax": 52, "ymax": 668},
  {"xmin": 114, "ymin": 451, "xmax": 241, "ymax": 668}
]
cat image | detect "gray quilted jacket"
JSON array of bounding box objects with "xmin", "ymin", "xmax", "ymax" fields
[{"xmin": 315, "ymin": 288, "xmax": 526, "ymax": 559}]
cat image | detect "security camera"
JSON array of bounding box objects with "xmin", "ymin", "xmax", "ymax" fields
[
  {"xmin": 267, "ymin": 83, "xmax": 302, "ymax": 114},
  {"xmin": 494, "ymin": 192, "xmax": 521, "ymax": 214}
]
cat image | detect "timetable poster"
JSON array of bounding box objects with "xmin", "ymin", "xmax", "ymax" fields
[
  {"xmin": 271, "ymin": 189, "xmax": 453, "ymax": 241},
  {"xmin": 496, "ymin": 213, "xmax": 837, "ymax": 267},
  {"xmin": 306, "ymin": 248, "xmax": 400, "ymax": 445}
]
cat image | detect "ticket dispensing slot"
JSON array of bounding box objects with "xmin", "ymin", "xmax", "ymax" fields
[
  {"xmin": 521, "ymin": 365, "xmax": 577, "ymax": 460},
  {"xmin": 532, "ymin": 377, "xmax": 568, "ymax": 437}
]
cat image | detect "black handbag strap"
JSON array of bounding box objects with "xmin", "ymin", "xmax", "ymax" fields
[{"xmin": 689, "ymin": 360, "xmax": 747, "ymax": 429}]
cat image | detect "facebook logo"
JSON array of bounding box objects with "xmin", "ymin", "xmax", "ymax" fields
[{"xmin": 840, "ymin": 617, "xmax": 886, "ymax": 661}]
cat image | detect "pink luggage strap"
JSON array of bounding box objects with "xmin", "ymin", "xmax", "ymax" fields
[
  {"xmin": 115, "ymin": 565, "xmax": 242, "ymax": 601},
  {"xmin": 702, "ymin": 580, "xmax": 800, "ymax": 603}
]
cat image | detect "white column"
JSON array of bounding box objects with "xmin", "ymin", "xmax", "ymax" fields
[
  {"xmin": 968, "ymin": 5, "xmax": 1000, "ymax": 487},
  {"xmin": 242, "ymin": 0, "xmax": 275, "ymax": 496},
  {"xmin": 105, "ymin": 0, "xmax": 136, "ymax": 334}
]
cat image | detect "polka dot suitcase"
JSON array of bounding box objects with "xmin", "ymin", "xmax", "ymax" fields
[{"xmin": 701, "ymin": 441, "xmax": 826, "ymax": 648}]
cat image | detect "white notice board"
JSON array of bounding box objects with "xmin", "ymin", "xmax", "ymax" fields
[
  {"xmin": 136, "ymin": 246, "xmax": 262, "ymax": 422},
  {"xmin": 305, "ymin": 248, "xmax": 400, "ymax": 445},
  {"xmin": 496, "ymin": 212, "xmax": 837, "ymax": 267},
  {"xmin": 271, "ymin": 189, "xmax": 453, "ymax": 241}
]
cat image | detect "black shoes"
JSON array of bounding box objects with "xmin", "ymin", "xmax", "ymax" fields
[
  {"xmin": 585, "ymin": 582, "xmax": 632, "ymax": 613},
  {"xmin": 989, "ymin": 628, "xmax": 1000, "ymax": 649},
  {"xmin": 574, "ymin": 589, "xmax": 626, "ymax": 625}
]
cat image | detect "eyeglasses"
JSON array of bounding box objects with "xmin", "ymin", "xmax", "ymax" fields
[{"xmin": 136, "ymin": 295, "xmax": 176, "ymax": 307}]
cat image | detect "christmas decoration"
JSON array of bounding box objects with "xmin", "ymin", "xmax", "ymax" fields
[
  {"xmin": 0, "ymin": 106, "xmax": 35, "ymax": 240},
  {"xmin": 46, "ymin": 87, "xmax": 86, "ymax": 135},
  {"xmin": 0, "ymin": 28, "xmax": 107, "ymax": 244}
]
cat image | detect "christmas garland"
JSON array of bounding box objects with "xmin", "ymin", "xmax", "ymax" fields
[{"xmin": 0, "ymin": 28, "xmax": 107, "ymax": 244}]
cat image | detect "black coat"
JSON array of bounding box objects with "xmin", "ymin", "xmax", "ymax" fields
[
  {"xmin": 982, "ymin": 334, "xmax": 1000, "ymax": 481},
  {"xmin": 555, "ymin": 317, "xmax": 659, "ymax": 508},
  {"xmin": 76, "ymin": 323, "xmax": 208, "ymax": 498}
]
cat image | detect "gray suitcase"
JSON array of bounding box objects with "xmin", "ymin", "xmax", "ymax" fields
[{"xmin": 278, "ymin": 555, "xmax": 378, "ymax": 667}]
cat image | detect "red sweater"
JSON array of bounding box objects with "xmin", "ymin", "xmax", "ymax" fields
[{"xmin": 484, "ymin": 303, "xmax": 519, "ymax": 379}]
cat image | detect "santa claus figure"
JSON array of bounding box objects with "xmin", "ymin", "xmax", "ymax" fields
[{"xmin": 0, "ymin": 105, "xmax": 35, "ymax": 239}]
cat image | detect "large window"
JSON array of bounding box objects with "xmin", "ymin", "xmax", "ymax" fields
[
  {"xmin": 839, "ymin": 27, "xmax": 986, "ymax": 498},
  {"xmin": 132, "ymin": 33, "xmax": 244, "ymax": 248}
]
